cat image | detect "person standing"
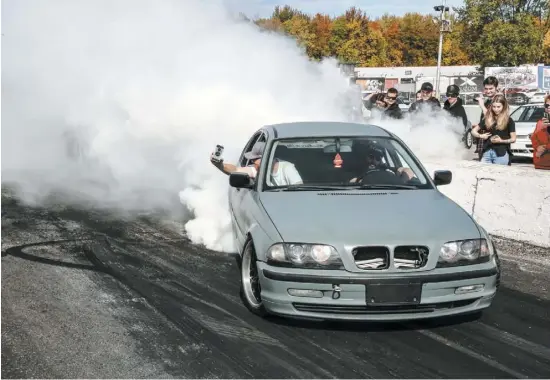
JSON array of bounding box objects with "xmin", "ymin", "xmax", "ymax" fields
[
  {"xmin": 363, "ymin": 89, "xmax": 403, "ymax": 120},
  {"xmin": 408, "ymin": 82, "xmax": 441, "ymax": 113},
  {"xmin": 470, "ymin": 94, "xmax": 516, "ymax": 165},
  {"xmin": 530, "ymin": 95, "xmax": 550, "ymax": 170},
  {"xmin": 443, "ymin": 84, "xmax": 468, "ymax": 128},
  {"xmin": 474, "ymin": 76, "xmax": 499, "ymax": 154}
]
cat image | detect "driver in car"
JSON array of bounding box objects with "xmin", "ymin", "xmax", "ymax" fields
[
  {"xmin": 349, "ymin": 145, "xmax": 417, "ymax": 185},
  {"xmin": 210, "ymin": 141, "xmax": 303, "ymax": 186}
]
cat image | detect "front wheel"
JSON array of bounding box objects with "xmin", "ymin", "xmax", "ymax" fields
[{"xmin": 239, "ymin": 239, "xmax": 268, "ymax": 317}]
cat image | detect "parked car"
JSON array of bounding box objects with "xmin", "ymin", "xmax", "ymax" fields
[
  {"xmin": 228, "ymin": 121, "xmax": 501, "ymax": 322},
  {"xmin": 529, "ymin": 92, "xmax": 546, "ymax": 104},
  {"xmin": 509, "ymin": 103, "xmax": 544, "ymax": 158}
]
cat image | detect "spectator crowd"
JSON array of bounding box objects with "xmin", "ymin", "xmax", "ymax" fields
[{"xmin": 362, "ymin": 76, "xmax": 550, "ymax": 170}]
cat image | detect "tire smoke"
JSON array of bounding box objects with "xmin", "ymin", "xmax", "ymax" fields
[{"xmin": 1, "ymin": 0, "xmax": 466, "ymax": 252}]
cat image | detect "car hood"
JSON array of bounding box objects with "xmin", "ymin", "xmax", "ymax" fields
[{"xmin": 259, "ymin": 190, "xmax": 480, "ymax": 245}]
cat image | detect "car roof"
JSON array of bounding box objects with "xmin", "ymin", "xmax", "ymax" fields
[{"xmin": 263, "ymin": 121, "xmax": 393, "ymax": 139}]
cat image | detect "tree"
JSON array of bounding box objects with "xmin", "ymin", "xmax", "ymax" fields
[
  {"xmin": 398, "ymin": 13, "xmax": 439, "ymax": 66},
  {"xmin": 457, "ymin": 0, "xmax": 549, "ymax": 67},
  {"xmin": 252, "ymin": 2, "xmax": 549, "ymax": 67},
  {"xmin": 309, "ymin": 13, "xmax": 333, "ymax": 59},
  {"xmin": 442, "ymin": 16, "xmax": 470, "ymax": 65}
]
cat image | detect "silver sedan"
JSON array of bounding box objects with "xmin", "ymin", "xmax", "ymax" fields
[{"xmin": 227, "ymin": 121, "xmax": 501, "ymax": 322}]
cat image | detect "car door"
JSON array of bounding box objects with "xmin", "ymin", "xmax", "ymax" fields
[
  {"xmin": 238, "ymin": 133, "xmax": 268, "ymax": 241},
  {"xmin": 229, "ymin": 131, "xmax": 266, "ymax": 245}
]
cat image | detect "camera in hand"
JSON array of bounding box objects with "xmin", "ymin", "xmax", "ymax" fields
[{"xmin": 211, "ymin": 144, "xmax": 224, "ymax": 163}]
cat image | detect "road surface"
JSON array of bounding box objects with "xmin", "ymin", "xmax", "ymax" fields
[{"xmin": 2, "ymin": 191, "xmax": 549, "ymax": 378}]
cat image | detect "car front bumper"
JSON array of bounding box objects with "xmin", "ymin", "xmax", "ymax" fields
[
  {"xmin": 257, "ymin": 262, "xmax": 499, "ymax": 321},
  {"xmin": 510, "ymin": 138, "xmax": 534, "ymax": 158}
]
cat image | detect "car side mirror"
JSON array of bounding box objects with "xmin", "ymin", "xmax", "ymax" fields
[
  {"xmin": 433, "ymin": 170, "xmax": 452, "ymax": 186},
  {"xmin": 229, "ymin": 172, "xmax": 253, "ymax": 189}
]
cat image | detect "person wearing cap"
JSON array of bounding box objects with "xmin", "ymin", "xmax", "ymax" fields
[
  {"xmin": 408, "ymin": 82, "xmax": 441, "ymax": 113},
  {"xmin": 443, "ymin": 84, "xmax": 468, "ymax": 129},
  {"xmin": 210, "ymin": 141, "xmax": 303, "ymax": 186}
]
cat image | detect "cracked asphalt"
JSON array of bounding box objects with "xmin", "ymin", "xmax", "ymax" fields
[{"xmin": 2, "ymin": 191, "xmax": 550, "ymax": 379}]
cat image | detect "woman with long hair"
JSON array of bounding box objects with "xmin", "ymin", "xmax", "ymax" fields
[{"xmin": 471, "ymin": 94, "xmax": 516, "ymax": 165}]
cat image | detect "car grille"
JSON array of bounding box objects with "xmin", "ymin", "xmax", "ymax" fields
[
  {"xmin": 394, "ymin": 246, "xmax": 429, "ymax": 269},
  {"xmin": 352, "ymin": 245, "xmax": 429, "ymax": 270},
  {"xmin": 292, "ymin": 298, "xmax": 478, "ymax": 315},
  {"xmin": 352, "ymin": 246, "xmax": 390, "ymax": 270}
]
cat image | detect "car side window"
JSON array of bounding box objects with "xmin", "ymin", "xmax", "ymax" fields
[
  {"xmin": 510, "ymin": 107, "xmax": 527, "ymax": 122},
  {"xmin": 527, "ymin": 107, "xmax": 544, "ymax": 122},
  {"xmin": 239, "ymin": 131, "xmax": 267, "ymax": 167}
]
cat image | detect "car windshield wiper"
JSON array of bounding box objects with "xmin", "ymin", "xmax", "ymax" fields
[
  {"xmin": 268, "ymin": 185, "xmax": 353, "ymax": 191},
  {"xmin": 349, "ymin": 184, "xmax": 419, "ymax": 190}
]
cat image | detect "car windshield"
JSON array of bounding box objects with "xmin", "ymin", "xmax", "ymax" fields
[{"xmin": 262, "ymin": 136, "xmax": 432, "ymax": 191}]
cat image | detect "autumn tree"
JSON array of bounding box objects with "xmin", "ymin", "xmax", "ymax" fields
[
  {"xmin": 252, "ymin": 2, "xmax": 549, "ymax": 67},
  {"xmin": 398, "ymin": 13, "xmax": 439, "ymax": 66},
  {"xmin": 378, "ymin": 14, "xmax": 405, "ymax": 65},
  {"xmin": 441, "ymin": 15, "xmax": 470, "ymax": 65},
  {"xmin": 309, "ymin": 13, "xmax": 333, "ymax": 59}
]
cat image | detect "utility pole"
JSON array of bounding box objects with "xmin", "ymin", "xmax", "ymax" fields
[{"xmin": 434, "ymin": 1, "xmax": 451, "ymax": 99}]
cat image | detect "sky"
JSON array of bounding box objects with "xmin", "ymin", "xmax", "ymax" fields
[{"xmin": 230, "ymin": 0, "xmax": 465, "ymax": 19}]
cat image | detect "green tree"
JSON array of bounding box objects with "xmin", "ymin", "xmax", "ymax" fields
[{"xmin": 457, "ymin": 0, "xmax": 549, "ymax": 67}]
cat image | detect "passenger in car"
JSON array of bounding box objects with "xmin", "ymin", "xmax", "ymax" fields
[
  {"xmin": 210, "ymin": 141, "xmax": 303, "ymax": 186},
  {"xmin": 531, "ymin": 96, "xmax": 550, "ymax": 170}
]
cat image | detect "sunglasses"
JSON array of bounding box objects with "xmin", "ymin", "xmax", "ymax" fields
[
  {"xmin": 545, "ymin": 103, "xmax": 550, "ymax": 108},
  {"xmin": 385, "ymin": 96, "xmax": 397, "ymax": 100}
]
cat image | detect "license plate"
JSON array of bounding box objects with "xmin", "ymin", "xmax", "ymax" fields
[{"xmin": 365, "ymin": 283, "xmax": 422, "ymax": 306}]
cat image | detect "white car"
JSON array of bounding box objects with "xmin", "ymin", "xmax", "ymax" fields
[
  {"xmin": 509, "ymin": 103, "xmax": 544, "ymax": 158},
  {"xmin": 529, "ymin": 92, "xmax": 547, "ymax": 104}
]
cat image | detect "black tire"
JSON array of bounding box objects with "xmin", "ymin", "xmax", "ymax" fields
[{"xmin": 239, "ymin": 239, "xmax": 269, "ymax": 317}]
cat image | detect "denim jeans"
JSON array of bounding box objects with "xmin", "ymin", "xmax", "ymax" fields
[{"xmin": 481, "ymin": 149, "xmax": 509, "ymax": 165}]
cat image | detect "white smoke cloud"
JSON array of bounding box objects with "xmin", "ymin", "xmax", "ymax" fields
[{"xmin": 1, "ymin": 0, "xmax": 467, "ymax": 252}]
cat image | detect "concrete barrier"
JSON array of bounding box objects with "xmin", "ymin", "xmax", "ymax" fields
[{"xmin": 423, "ymin": 159, "xmax": 550, "ymax": 248}]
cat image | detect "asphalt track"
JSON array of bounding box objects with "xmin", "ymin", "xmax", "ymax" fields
[{"xmin": 2, "ymin": 191, "xmax": 550, "ymax": 379}]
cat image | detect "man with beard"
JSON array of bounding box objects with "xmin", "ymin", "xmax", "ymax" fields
[
  {"xmin": 443, "ymin": 84, "xmax": 468, "ymax": 128},
  {"xmin": 408, "ymin": 82, "xmax": 441, "ymax": 113}
]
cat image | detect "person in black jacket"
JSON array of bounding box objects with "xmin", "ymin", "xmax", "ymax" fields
[
  {"xmin": 363, "ymin": 88, "xmax": 403, "ymax": 120},
  {"xmin": 381, "ymin": 87, "xmax": 403, "ymax": 119},
  {"xmin": 443, "ymin": 84, "xmax": 468, "ymax": 128},
  {"xmin": 408, "ymin": 82, "xmax": 441, "ymax": 114}
]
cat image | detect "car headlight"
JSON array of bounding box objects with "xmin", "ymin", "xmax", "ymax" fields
[
  {"xmin": 437, "ymin": 238, "xmax": 492, "ymax": 267},
  {"xmin": 267, "ymin": 243, "xmax": 343, "ymax": 269}
]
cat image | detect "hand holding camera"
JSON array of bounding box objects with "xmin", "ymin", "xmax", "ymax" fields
[
  {"xmin": 542, "ymin": 112, "xmax": 550, "ymax": 126},
  {"xmin": 210, "ymin": 144, "xmax": 224, "ymax": 168}
]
